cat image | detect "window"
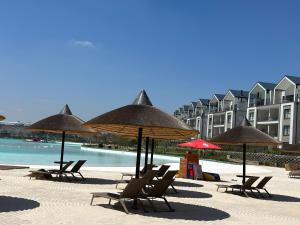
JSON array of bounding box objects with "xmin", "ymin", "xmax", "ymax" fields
[
  {"xmin": 248, "ymin": 112, "xmax": 254, "ymax": 121},
  {"xmin": 284, "ymin": 109, "xmax": 291, "ymax": 119},
  {"xmin": 209, "ymin": 117, "xmax": 212, "ymax": 125},
  {"xmin": 283, "ymin": 125, "xmax": 290, "ymax": 136},
  {"xmin": 227, "ymin": 115, "xmax": 232, "ymax": 124}
]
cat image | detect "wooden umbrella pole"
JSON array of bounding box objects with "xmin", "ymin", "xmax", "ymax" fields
[
  {"xmin": 60, "ymin": 131, "xmax": 66, "ymax": 171},
  {"xmin": 135, "ymin": 128, "xmax": 143, "ymax": 179},
  {"xmin": 150, "ymin": 139, "xmax": 155, "ymax": 165},
  {"xmin": 242, "ymin": 143, "xmax": 246, "ymax": 184},
  {"xmin": 144, "ymin": 137, "xmax": 149, "ymax": 172}
]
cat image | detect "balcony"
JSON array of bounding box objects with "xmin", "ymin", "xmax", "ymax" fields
[
  {"xmin": 282, "ymin": 95, "xmax": 294, "ymax": 103},
  {"xmin": 249, "ymin": 98, "xmax": 265, "ymax": 107}
]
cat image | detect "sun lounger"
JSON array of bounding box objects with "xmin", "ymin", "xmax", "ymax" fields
[
  {"xmin": 121, "ymin": 164, "xmax": 155, "ymax": 179},
  {"xmin": 155, "ymin": 165, "xmax": 171, "ymax": 179},
  {"xmin": 90, "ymin": 178, "xmax": 147, "ymax": 214},
  {"xmin": 253, "ymin": 176, "xmax": 272, "ymax": 197},
  {"xmin": 217, "ymin": 176, "xmax": 259, "ymax": 197},
  {"xmin": 139, "ymin": 179, "xmax": 175, "ymax": 212},
  {"xmin": 151, "ymin": 170, "xmax": 178, "ymax": 193},
  {"xmin": 115, "ymin": 169, "xmax": 158, "ymax": 189},
  {"xmin": 28, "ymin": 161, "xmax": 74, "ymax": 180},
  {"xmin": 289, "ymin": 170, "xmax": 300, "ymax": 178},
  {"xmin": 64, "ymin": 160, "xmax": 87, "ymax": 180}
]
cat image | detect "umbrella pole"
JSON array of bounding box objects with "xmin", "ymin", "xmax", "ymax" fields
[
  {"xmin": 135, "ymin": 128, "xmax": 143, "ymax": 179},
  {"xmin": 60, "ymin": 131, "xmax": 66, "ymax": 171},
  {"xmin": 150, "ymin": 139, "xmax": 155, "ymax": 165},
  {"xmin": 242, "ymin": 143, "xmax": 246, "ymax": 184},
  {"xmin": 144, "ymin": 137, "xmax": 149, "ymax": 172}
]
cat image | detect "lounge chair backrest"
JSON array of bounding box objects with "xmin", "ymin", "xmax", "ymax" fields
[
  {"xmin": 244, "ymin": 176, "xmax": 259, "ymax": 189},
  {"xmin": 140, "ymin": 164, "xmax": 155, "ymax": 174},
  {"xmin": 141, "ymin": 170, "xmax": 158, "ymax": 182},
  {"xmin": 70, "ymin": 160, "xmax": 87, "ymax": 172},
  {"xmin": 162, "ymin": 170, "xmax": 178, "ymax": 180},
  {"xmin": 156, "ymin": 165, "xmax": 170, "ymax": 177},
  {"xmin": 61, "ymin": 161, "xmax": 74, "ymax": 172},
  {"xmin": 256, "ymin": 176, "xmax": 272, "ymax": 189},
  {"xmin": 120, "ymin": 179, "xmax": 147, "ymax": 199},
  {"xmin": 147, "ymin": 179, "xmax": 174, "ymax": 197}
]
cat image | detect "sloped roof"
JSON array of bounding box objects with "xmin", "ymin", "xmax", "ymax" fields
[
  {"xmin": 286, "ymin": 75, "xmax": 300, "ymax": 85},
  {"xmin": 257, "ymin": 82, "xmax": 276, "ymax": 90},
  {"xmin": 199, "ymin": 99, "xmax": 210, "ymax": 106},
  {"xmin": 229, "ymin": 89, "xmax": 249, "ymax": 98},
  {"xmin": 214, "ymin": 94, "xmax": 225, "ymax": 101}
]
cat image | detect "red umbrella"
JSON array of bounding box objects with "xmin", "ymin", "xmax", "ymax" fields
[{"xmin": 178, "ymin": 138, "xmax": 222, "ymax": 150}]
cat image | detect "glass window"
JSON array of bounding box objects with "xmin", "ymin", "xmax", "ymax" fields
[
  {"xmin": 283, "ymin": 125, "xmax": 290, "ymax": 136},
  {"xmin": 248, "ymin": 112, "xmax": 254, "ymax": 121},
  {"xmin": 209, "ymin": 117, "xmax": 212, "ymax": 125},
  {"xmin": 284, "ymin": 109, "xmax": 291, "ymax": 119},
  {"xmin": 227, "ymin": 115, "xmax": 232, "ymax": 124}
]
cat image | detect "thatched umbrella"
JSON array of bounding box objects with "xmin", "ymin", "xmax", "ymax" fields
[
  {"xmin": 84, "ymin": 90, "xmax": 198, "ymax": 179},
  {"xmin": 0, "ymin": 115, "xmax": 5, "ymax": 121},
  {"xmin": 28, "ymin": 105, "xmax": 95, "ymax": 170},
  {"xmin": 210, "ymin": 117, "xmax": 280, "ymax": 184}
]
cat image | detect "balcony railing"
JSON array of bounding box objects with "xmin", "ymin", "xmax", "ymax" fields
[
  {"xmin": 249, "ymin": 98, "xmax": 265, "ymax": 107},
  {"xmin": 282, "ymin": 95, "xmax": 294, "ymax": 103}
]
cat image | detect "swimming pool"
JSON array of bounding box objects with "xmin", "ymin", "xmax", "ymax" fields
[{"xmin": 0, "ymin": 138, "xmax": 179, "ymax": 167}]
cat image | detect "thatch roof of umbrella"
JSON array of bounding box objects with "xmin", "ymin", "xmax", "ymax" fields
[
  {"xmin": 28, "ymin": 104, "xmax": 95, "ymax": 135},
  {"xmin": 0, "ymin": 115, "xmax": 5, "ymax": 121},
  {"xmin": 210, "ymin": 117, "xmax": 280, "ymax": 185},
  {"xmin": 210, "ymin": 118, "xmax": 280, "ymax": 146},
  {"xmin": 84, "ymin": 93, "xmax": 197, "ymax": 140}
]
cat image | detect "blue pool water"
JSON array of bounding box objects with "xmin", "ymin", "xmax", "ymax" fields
[{"xmin": 0, "ymin": 138, "xmax": 179, "ymax": 167}]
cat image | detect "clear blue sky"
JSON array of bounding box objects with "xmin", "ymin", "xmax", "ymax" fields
[{"xmin": 1, "ymin": 0, "xmax": 300, "ymax": 122}]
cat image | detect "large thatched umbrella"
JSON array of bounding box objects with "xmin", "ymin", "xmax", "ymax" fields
[
  {"xmin": 84, "ymin": 90, "xmax": 198, "ymax": 179},
  {"xmin": 0, "ymin": 115, "xmax": 5, "ymax": 121},
  {"xmin": 28, "ymin": 105, "xmax": 95, "ymax": 170},
  {"xmin": 210, "ymin": 117, "xmax": 280, "ymax": 184}
]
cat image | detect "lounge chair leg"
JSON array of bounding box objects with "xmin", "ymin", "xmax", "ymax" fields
[
  {"xmin": 108, "ymin": 199, "xmax": 112, "ymax": 205},
  {"xmin": 78, "ymin": 172, "xmax": 86, "ymax": 180},
  {"xmin": 264, "ymin": 189, "xmax": 272, "ymax": 197},
  {"xmin": 90, "ymin": 196, "xmax": 94, "ymax": 206},
  {"xmin": 163, "ymin": 197, "xmax": 175, "ymax": 212},
  {"xmin": 242, "ymin": 190, "xmax": 249, "ymax": 197},
  {"xmin": 120, "ymin": 200, "xmax": 129, "ymax": 214},
  {"xmin": 170, "ymin": 184, "xmax": 178, "ymax": 193}
]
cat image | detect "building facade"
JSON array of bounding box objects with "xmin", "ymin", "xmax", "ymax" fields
[{"xmin": 174, "ymin": 75, "xmax": 300, "ymax": 144}]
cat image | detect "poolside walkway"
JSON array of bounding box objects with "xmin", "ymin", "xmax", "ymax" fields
[{"xmin": 0, "ymin": 164, "xmax": 299, "ymax": 225}]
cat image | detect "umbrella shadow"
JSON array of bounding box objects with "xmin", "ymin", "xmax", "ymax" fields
[
  {"xmin": 173, "ymin": 180, "xmax": 203, "ymax": 188},
  {"xmin": 97, "ymin": 201, "xmax": 230, "ymax": 221},
  {"xmin": 0, "ymin": 196, "xmax": 40, "ymax": 213},
  {"xmin": 263, "ymin": 194, "xmax": 300, "ymax": 202},
  {"xmin": 168, "ymin": 189, "xmax": 213, "ymax": 199}
]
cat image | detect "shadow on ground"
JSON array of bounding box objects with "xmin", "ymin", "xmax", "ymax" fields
[
  {"xmin": 173, "ymin": 181, "xmax": 203, "ymax": 188},
  {"xmin": 221, "ymin": 190, "xmax": 300, "ymax": 202},
  {"xmin": 264, "ymin": 194, "xmax": 300, "ymax": 202},
  {"xmin": 0, "ymin": 196, "xmax": 40, "ymax": 213},
  {"xmin": 97, "ymin": 200, "xmax": 230, "ymax": 221},
  {"xmin": 168, "ymin": 189, "xmax": 212, "ymax": 199}
]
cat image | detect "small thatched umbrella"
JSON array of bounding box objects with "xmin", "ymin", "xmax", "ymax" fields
[
  {"xmin": 28, "ymin": 105, "xmax": 95, "ymax": 170},
  {"xmin": 84, "ymin": 90, "xmax": 198, "ymax": 179},
  {"xmin": 210, "ymin": 117, "xmax": 280, "ymax": 184},
  {"xmin": 0, "ymin": 115, "xmax": 5, "ymax": 121}
]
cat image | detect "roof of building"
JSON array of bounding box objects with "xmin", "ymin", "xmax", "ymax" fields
[
  {"xmin": 199, "ymin": 99, "xmax": 210, "ymax": 105},
  {"xmin": 286, "ymin": 75, "xmax": 300, "ymax": 85},
  {"xmin": 228, "ymin": 89, "xmax": 249, "ymax": 98},
  {"xmin": 257, "ymin": 82, "xmax": 277, "ymax": 90},
  {"xmin": 191, "ymin": 102, "xmax": 197, "ymax": 108},
  {"xmin": 214, "ymin": 94, "xmax": 225, "ymax": 101}
]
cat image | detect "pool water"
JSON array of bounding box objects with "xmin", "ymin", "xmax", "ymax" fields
[{"xmin": 0, "ymin": 138, "xmax": 179, "ymax": 167}]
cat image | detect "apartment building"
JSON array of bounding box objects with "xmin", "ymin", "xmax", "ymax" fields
[
  {"xmin": 207, "ymin": 90, "xmax": 248, "ymax": 139},
  {"xmin": 174, "ymin": 74, "xmax": 300, "ymax": 144},
  {"xmin": 247, "ymin": 76, "xmax": 300, "ymax": 144}
]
